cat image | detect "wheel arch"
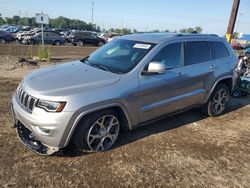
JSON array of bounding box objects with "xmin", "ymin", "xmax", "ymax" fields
[
  {"xmin": 61, "ymin": 103, "xmax": 132, "ymax": 147},
  {"xmin": 29, "ymin": 39, "xmax": 36, "ymax": 45},
  {"xmin": 77, "ymin": 39, "xmax": 84, "ymax": 45},
  {"xmin": 0, "ymin": 37, "xmax": 7, "ymax": 43},
  {"xmin": 206, "ymin": 76, "xmax": 233, "ymax": 102}
]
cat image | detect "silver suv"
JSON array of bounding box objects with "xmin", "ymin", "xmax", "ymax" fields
[{"xmin": 11, "ymin": 33, "xmax": 237, "ymax": 155}]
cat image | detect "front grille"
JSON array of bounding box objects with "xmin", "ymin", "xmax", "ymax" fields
[{"xmin": 17, "ymin": 89, "xmax": 37, "ymax": 113}]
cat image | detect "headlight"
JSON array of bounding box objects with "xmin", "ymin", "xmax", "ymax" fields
[{"xmin": 37, "ymin": 100, "xmax": 66, "ymax": 112}]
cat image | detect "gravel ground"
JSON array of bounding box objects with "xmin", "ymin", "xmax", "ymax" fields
[{"xmin": 0, "ymin": 52, "xmax": 250, "ymax": 188}]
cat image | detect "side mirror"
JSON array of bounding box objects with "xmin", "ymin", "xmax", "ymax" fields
[{"xmin": 143, "ymin": 62, "xmax": 166, "ymax": 75}]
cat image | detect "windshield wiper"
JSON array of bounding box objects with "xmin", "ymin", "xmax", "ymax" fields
[
  {"xmin": 80, "ymin": 56, "xmax": 89, "ymax": 63},
  {"xmin": 81, "ymin": 58, "xmax": 122, "ymax": 74},
  {"xmin": 89, "ymin": 62, "xmax": 112, "ymax": 72},
  {"xmin": 83, "ymin": 59, "xmax": 112, "ymax": 73}
]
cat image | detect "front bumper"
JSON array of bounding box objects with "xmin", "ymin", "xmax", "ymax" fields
[
  {"xmin": 16, "ymin": 122, "xmax": 59, "ymax": 155},
  {"xmin": 11, "ymin": 93, "xmax": 74, "ymax": 154}
]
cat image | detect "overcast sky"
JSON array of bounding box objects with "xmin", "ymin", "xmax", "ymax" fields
[{"xmin": 0, "ymin": 0, "xmax": 250, "ymax": 35}]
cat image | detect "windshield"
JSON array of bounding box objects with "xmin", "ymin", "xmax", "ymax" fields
[{"xmin": 83, "ymin": 39, "xmax": 155, "ymax": 74}]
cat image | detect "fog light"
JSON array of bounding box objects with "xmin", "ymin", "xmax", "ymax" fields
[{"xmin": 35, "ymin": 126, "xmax": 53, "ymax": 136}]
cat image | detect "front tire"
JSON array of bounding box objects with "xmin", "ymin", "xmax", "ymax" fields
[
  {"xmin": 73, "ymin": 110, "xmax": 120, "ymax": 152},
  {"xmin": 0, "ymin": 38, "xmax": 6, "ymax": 44},
  {"xmin": 203, "ymin": 83, "xmax": 230, "ymax": 117},
  {"xmin": 54, "ymin": 40, "xmax": 61, "ymax": 46}
]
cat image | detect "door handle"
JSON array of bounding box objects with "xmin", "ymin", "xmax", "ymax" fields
[
  {"xmin": 176, "ymin": 72, "xmax": 184, "ymax": 77},
  {"xmin": 210, "ymin": 65, "xmax": 216, "ymax": 69}
]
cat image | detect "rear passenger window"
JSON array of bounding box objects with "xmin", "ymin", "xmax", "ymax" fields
[
  {"xmin": 152, "ymin": 43, "xmax": 184, "ymax": 69},
  {"xmin": 210, "ymin": 41, "xmax": 230, "ymax": 59},
  {"xmin": 185, "ymin": 41, "xmax": 211, "ymax": 65}
]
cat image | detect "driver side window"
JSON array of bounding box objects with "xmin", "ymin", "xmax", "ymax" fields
[{"xmin": 152, "ymin": 43, "xmax": 184, "ymax": 69}]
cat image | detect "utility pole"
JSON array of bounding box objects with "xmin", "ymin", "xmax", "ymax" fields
[
  {"xmin": 41, "ymin": 11, "xmax": 44, "ymax": 47},
  {"xmin": 18, "ymin": 10, "xmax": 21, "ymax": 25},
  {"xmin": 226, "ymin": 0, "xmax": 240, "ymax": 43},
  {"xmin": 91, "ymin": 1, "xmax": 94, "ymax": 26}
]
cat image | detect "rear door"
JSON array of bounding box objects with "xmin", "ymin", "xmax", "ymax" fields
[
  {"xmin": 47, "ymin": 32, "xmax": 57, "ymax": 44},
  {"xmin": 85, "ymin": 33, "xmax": 99, "ymax": 45},
  {"xmin": 182, "ymin": 40, "xmax": 216, "ymax": 103},
  {"xmin": 209, "ymin": 41, "xmax": 236, "ymax": 83}
]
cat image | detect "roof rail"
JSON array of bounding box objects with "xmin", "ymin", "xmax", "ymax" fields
[{"xmin": 176, "ymin": 34, "xmax": 218, "ymax": 37}]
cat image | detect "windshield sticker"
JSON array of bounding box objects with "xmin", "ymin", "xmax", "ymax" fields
[
  {"xmin": 106, "ymin": 47, "xmax": 118, "ymax": 55},
  {"xmin": 133, "ymin": 43, "xmax": 151, "ymax": 49}
]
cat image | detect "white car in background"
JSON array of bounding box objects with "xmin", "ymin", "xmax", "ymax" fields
[{"xmin": 98, "ymin": 32, "xmax": 121, "ymax": 43}]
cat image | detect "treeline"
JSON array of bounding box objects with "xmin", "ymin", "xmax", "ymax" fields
[
  {"xmin": 179, "ymin": 26, "xmax": 203, "ymax": 33},
  {"xmin": 0, "ymin": 15, "xmax": 98, "ymax": 31},
  {"xmin": 0, "ymin": 15, "xmax": 204, "ymax": 35}
]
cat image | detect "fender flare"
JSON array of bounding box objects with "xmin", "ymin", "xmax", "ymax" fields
[
  {"xmin": 205, "ymin": 75, "xmax": 233, "ymax": 102},
  {"xmin": 60, "ymin": 103, "xmax": 132, "ymax": 147}
]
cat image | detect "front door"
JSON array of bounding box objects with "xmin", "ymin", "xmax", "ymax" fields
[{"xmin": 137, "ymin": 42, "xmax": 192, "ymax": 123}]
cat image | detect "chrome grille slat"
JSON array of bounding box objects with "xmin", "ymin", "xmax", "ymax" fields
[
  {"xmin": 21, "ymin": 90, "xmax": 25, "ymax": 104},
  {"xmin": 24, "ymin": 94, "xmax": 29, "ymax": 107},
  {"xmin": 17, "ymin": 89, "xmax": 37, "ymax": 113}
]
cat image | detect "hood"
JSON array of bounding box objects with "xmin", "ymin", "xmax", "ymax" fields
[{"xmin": 23, "ymin": 61, "xmax": 121, "ymax": 96}]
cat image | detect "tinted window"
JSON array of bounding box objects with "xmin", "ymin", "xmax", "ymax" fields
[
  {"xmin": 44, "ymin": 32, "xmax": 52, "ymax": 37},
  {"xmin": 210, "ymin": 41, "xmax": 230, "ymax": 59},
  {"xmin": 48, "ymin": 33, "xmax": 57, "ymax": 37},
  {"xmin": 185, "ymin": 41, "xmax": 211, "ymax": 65},
  {"xmin": 152, "ymin": 43, "xmax": 184, "ymax": 69},
  {"xmin": 74, "ymin": 32, "xmax": 85, "ymax": 37},
  {"xmin": 90, "ymin": 33, "xmax": 97, "ymax": 38}
]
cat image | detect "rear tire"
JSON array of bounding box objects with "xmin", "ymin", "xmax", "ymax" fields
[
  {"xmin": 0, "ymin": 38, "xmax": 6, "ymax": 44},
  {"xmin": 77, "ymin": 40, "xmax": 84, "ymax": 46},
  {"xmin": 72, "ymin": 110, "xmax": 120, "ymax": 152},
  {"xmin": 98, "ymin": 41, "xmax": 104, "ymax": 47},
  {"xmin": 203, "ymin": 83, "xmax": 230, "ymax": 117},
  {"xmin": 29, "ymin": 39, "xmax": 35, "ymax": 45},
  {"xmin": 54, "ymin": 40, "xmax": 61, "ymax": 46}
]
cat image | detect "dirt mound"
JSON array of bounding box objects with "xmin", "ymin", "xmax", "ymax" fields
[{"xmin": 0, "ymin": 55, "xmax": 56, "ymax": 79}]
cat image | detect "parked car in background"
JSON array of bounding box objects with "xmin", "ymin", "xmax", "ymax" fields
[
  {"xmin": 2, "ymin": 25, "xmax": 20, "ymax": 33},
  {"xmin": 61, "ymin": 30, "xmax": 71, "ymax": 41},
  {"xmin": 0, "ymin": 30, "xmax": 15, "ymax": 44},
  {"xmin": 68, "ymin": 31, "xmax": 105, "ymax": 46},
  {"xmin": 106, "ymin": 33, "xmax": 121, "ymax": 43},
  {"xmin": 98, "ymin": 32, "xmax": 121, "ymax": 43},
  {"xmin": 22, "ymin": 32, "xmax": 65, "ymax": 45},
  {"xmin": 15, "ymin": 28, "xmax": 60, "ymax": 43},
  {"xmin": 13, "ymin": 27, "xmax": 31, "ymax": 38},
  {"xmin": 15, "ymin": 29, "xmax": 40, "ymax": 42}
]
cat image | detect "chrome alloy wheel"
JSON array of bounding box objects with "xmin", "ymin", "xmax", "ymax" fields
[
  {"xmin": 87, "ymin": 115, "xmax": 120, "ymax": 152},
  {"xmin": 211, "ymin": 88, "xmax": 229, "ymax": 115}
]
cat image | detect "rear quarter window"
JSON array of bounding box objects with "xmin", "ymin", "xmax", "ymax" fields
[{"xmin": 210, "ymin": 41, "xmax": 230, "ymax": 59}]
